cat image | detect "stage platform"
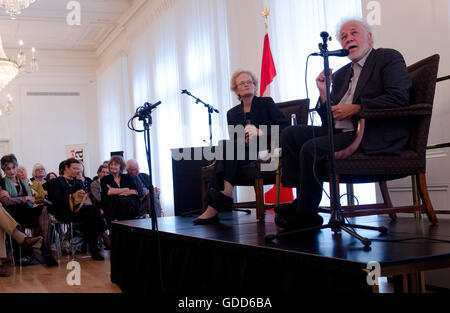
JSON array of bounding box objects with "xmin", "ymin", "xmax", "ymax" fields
[{"xmin": 110, "ymin": 210, "xmax": 450, "ymax": 295}]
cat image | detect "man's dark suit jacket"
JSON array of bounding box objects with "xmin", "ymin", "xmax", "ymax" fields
[
  {"xmin": 227, "ymin": 96, "xmax": 289, "ymax": 148},
  {"xmin": 316, "ymin": 48, "xmax": 412, "ymax": 155}
]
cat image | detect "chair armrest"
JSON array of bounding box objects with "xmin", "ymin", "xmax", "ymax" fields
[{"xmin": 357, "ymin": 103, "xmax": 432, "ymax": 119}]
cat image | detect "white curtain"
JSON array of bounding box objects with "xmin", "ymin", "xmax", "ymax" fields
[
  {"xmin": 264, "ymin": 0, "xmax": 363, "ymax": 104},
  {"xmin": 97, "ymin": 55, "xmax": 133, "ymax": 162},
  {"xmin": 127, "ymin": 0, "xmax": 231, "ymax": 215}
]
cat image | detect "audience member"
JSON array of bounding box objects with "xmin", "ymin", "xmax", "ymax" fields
[
  {"xmin": 126, "ymin": 159, "xmax": 162, "ymax": 217},
  {"xmin": 101, "ymin": 156, "xmax": 141, "ymax": 223},
  {"xmin": 46, "ymin": 158, "xmax": 110, "ymax": 260},
  {"xmin": 0, "ymin": 154, "xmax": 57, "ymax": 266}
]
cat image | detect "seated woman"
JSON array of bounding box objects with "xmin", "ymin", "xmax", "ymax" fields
[
  {"xmin": 0, "ymin": 202, "xmax": 42, "ymax": 277},
  {"xmin": 193, "ymin": 69, "xmax": 289, "ymax": 225},
  {"xmin": 0, "ymin": 154, "xmax": 58, "ymax": 266},
  {"xmin": 101, "ymin": 156, "xmax": 141, "ymax": 223},
  {"xmin": 30, "ymin": 163, "xmax": 48, "ymax": 206},
  {"xmin": 76, "ymin": 162, "xmax": 93, "ymax": 194},
  {"xmin": 46, "ymin": 158, "xmax": 110, "ymax": 260},
  {"xmin": 90, "ymin": 164, "xmax": 109, "ymax": 206}
]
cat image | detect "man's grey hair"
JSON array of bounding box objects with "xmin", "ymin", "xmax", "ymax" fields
[
  {"xmin": 126, "ymin": 159, "xmax": 139, "ymax": 169},
  {"xmin": 335, "ymin": 18, "xmax": 374, "ymax": 45}
]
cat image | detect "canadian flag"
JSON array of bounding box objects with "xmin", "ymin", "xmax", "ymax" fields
[{"xmin": 260, "ymin": 32, "xmax": 294, "ymax": 204}]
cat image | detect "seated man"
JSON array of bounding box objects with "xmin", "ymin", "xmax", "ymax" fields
[
  {"xmin": 126, "ymin": 159, "xmax": 162, "ymax": 217},
  {"xmin": 278, "ymin": 18, "xmax": 412, "ymax": 230}
]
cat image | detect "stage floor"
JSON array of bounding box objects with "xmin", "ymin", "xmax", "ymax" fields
[{"xmin": 111, "ymin": 210, "xmax": 450, "ymax": 294}]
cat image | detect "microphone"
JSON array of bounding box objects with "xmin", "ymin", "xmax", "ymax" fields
[
  {"xmin": 244, "ymin": 112, "xmax": 252, "ymax": 125},
  {"xmin": 133, "ymin": 101, "xmax": 161, "ymax": 118},
  {"xmin": 311, "ymin": 49, "xmax": 349, "ymax": 57},
  {"xmin": 181, "ymin": 89, "xmax": 191, "ymax": 96}
]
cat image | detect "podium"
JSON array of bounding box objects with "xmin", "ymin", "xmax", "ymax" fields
[{"xmin": 171, "ymin": 146, "xmax": 214, "ymax": 216}]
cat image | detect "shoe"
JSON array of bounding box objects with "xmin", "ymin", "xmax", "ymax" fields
[
  {"xmin": 0, "ymin": 261, "xmax": 10, "ymax": 277},
  {"xmin": 20, "ymin": 236, "xmax": 42, "ymax": 249},
  {"xmin": 193, "ymin": 214, "xmax": 220, "ymax": 225},
  {"xmin": 91, "ymin": 249, "xmax": 104, "ymax": 261},
  {"xmin": 274, "ymin": 213, "xmax": 323, "ymax": 231},
  {"xmin": 204, "ymin": 188, "xmax": 233, "ymax": 212},
  {"xmin": 274, "ymin": 199, "xmax": 298, "ymax": 217},
  {"xmin": 44, "ymin": 254, "xmax": 58, "ymax": 267}
]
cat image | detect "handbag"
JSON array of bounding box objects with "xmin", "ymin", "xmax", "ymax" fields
[{"xmin": 69, "ymin": 192, "xmax": 92, "ymax": 213}]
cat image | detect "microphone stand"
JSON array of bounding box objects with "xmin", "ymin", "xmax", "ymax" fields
[
  {"xmin": 181, "ymin": 90, "xmax": 219, "ymax": 147},
  {"xmin": 128, "ymin": 101, "xmax": 163, "ymax": 292},
  {"xmin": 180, "ymin": 90, "xmax": 220, "ymax": 217},
  {"xmin": 265, "ymin": 32, "xmax": 387, "ymax": 249}
]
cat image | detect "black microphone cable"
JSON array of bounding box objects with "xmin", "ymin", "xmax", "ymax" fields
[{"xmin": 304, "ymin": 53, "xmax": 333, "ymax": 204}]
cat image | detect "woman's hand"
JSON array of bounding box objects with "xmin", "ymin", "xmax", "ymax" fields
[
  {"xmin": 0, "ymin": 190, "xmax": 10, "ymax": 199},
  {"xmin": 119, "ymin": 189, "xmax": 138, "ymax": 196},
  {"xmin": 245, "ymin": 124, "xmax": 263, "ymax": 144},
  {"xmin": 25, "ymin": 196, "xmax": 36, "ymax": 204}
]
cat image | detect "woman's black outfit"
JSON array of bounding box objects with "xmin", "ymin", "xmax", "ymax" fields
[
  {"xmin": 209, "ymin": 96, "xmax": 289, "ymax": 193},
  {"xmin": 47, "ymin": 176, "xmax": 107, "ymax": 255},
  {"xmin": 100, "ymin": 173, "xmax": 141, "ymax": 223}
]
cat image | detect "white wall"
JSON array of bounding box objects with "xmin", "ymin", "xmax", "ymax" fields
[{"xmin": 0, "ymin": 49, "xmax": 99, "ymax": 177}]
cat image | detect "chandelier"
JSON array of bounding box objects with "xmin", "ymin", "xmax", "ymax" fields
[
  {"xmin": 0, "ymin": 0, "xmax": 36, "ymax": 19},
  {"xmin": 0, "ymin": 35, "xmax": 37, "ymax": 92}
]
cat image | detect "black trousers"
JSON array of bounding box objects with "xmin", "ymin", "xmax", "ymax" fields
[
  {"xmin": 281, "ymin": 126, "xmax": 355, "ymax": 216},
  {"xmin": 56, "ymin": 205, "xmax": 107, "ymax": 250},
  {"xmin": 210, "ymin": 140, "xmax": 254, "ymax": 191}
]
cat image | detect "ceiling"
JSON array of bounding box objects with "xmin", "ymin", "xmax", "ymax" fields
[{"xmin": 0, "ymin": 0, "xmax": 134, "ymax": 51}]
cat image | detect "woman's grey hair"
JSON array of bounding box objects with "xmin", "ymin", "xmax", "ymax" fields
[
  {"xmin": 32, "ymin": 163, "xmax": 46, "ymax": 178},
  {"xmin": 1, "ymin": 154, "xmax": 18, "ymax": 171},
  {"xmin": 335, "ymin": 18, "xmax": 374, "ymax": 45},
  {"xmin": 230, "ymin": 69, "xmax": 259, "ymax": 100}
]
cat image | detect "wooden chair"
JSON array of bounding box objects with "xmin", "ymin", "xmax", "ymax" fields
[
  {"xmin": 201, "ymin": 99, "xmax": 310, "ymax": 221},
  {"xmin": 319, "ymin": 54, "xmax": 440, "ymax": 224}
]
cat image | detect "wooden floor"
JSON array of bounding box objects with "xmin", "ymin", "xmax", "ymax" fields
[{"xmin": 0, "ymin": 250, "xmax": 121, "ymax": 293}]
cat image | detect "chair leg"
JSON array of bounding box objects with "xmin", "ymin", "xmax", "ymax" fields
[
  {"xmin": 379, "ymin": 181, "xmax": 397, "ymax": 221},
  {"xmin": 254, "ymin": 178, "xmax": 265, "ymax": 222},
  {"xmin": 8, "ymin": 235, "xmax": 15, "ymax": 267},
  {"xmin": 417, "ymin": 173, "xmax": 438, "ymax": 224},
  {"xmin": 201, "ymin": 180, "xmax": 208, "ymax": 212},
  {"xmin": 329, "ymin": 175, "xmax": 341, "ymax": 211}
]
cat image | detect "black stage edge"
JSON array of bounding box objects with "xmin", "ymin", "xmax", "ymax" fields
[{"xmin": 111, "ymin": 211, "xmax": 450, "ymax": 298}]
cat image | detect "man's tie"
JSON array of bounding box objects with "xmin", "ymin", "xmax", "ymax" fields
[{"xmin": 136, "ymin": 177, "xmax": 144, "ymax": 199}]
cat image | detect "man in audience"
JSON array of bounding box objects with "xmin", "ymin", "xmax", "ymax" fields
[{"xmin": 126, "ymin": 159, "xmax": 162, "ymax": 217}]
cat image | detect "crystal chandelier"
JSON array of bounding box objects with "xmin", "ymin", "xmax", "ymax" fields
[
  {"xmin": 0, "ymin": 0, "xmax": 36, "ymax": 19},
  {"xmin": 0, "ymin": 36, "xmax": 19, "ymax": 91},
  {"xmin": 0, "ymin": 35, "xmax": 38, "ymax": 91}
]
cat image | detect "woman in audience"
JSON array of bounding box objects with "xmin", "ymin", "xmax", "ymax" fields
[
  {"xmin": 42, "ymin": 172, "xmax": 57, "ymax": 192},
  {"xmin": 193, "ymin": 69, "xmax": 289, "ymax": 225},
  {"xmin": 101, "ymin": 156, "xmax": 141, "ymax": 223},
  {"xmin": 0, "ymin": 154, "xmax": 58, "ymax": 266},
  {"xmin": 0, "ymin": 202, "xmax": 42, "ymax": 277},
  {"xmin": 46, "ymin": 158, "xmax": 110, "ymax": 260},
  {"xmin": 16, "ymin": 166, "xmax": 30, "ymax": 184},
  {"xmin": 46, "ymin": 172, "xmax": 57, "ymax": 181},
  {"xmin": 91, "ymin": 164, "xmax": 109, "ymax": 206},
  {"xmin": 32, "ymin": 163, "xmax": 47, "ymax": 185},
  {"xmin": 76, "ymin": 162, "xmax": 93, "ymax": 194}
]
